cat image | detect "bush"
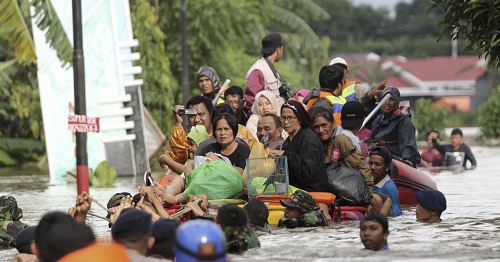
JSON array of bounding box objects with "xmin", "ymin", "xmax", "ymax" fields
[
  {"xmin": 477, "ymin": 86, "xmax": 500, "ymax": 139},
  {"xmin": 413, "ymin": 98, "xmax": 449, "ymax": 140}
]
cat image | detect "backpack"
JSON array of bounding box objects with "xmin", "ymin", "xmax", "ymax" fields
[{"xmin": 303, "ymin": 88, "xmax": 333, "ymax": 111}]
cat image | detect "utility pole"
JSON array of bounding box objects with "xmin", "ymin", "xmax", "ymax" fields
[
  {"xmin": 181, "ymin": 0, "xmax": 189, "ymax": 106},
  {"xmin": 72, "ymin": 0, "xmax": 89, "ymax": 194}
]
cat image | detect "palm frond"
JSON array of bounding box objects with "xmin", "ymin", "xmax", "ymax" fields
[
  {"xmin": 0, "ymin": 0, "xmax": 37, "ymax": 65},
  {"xmin": 271, "ymin": 5, "xmax": 321, "ymax": 44},
  {"xmin": 30, "ymin": 0, "xmax": 73, "ymax": 68},
  {"xmin": 278, "ymin": 0, "xmax": 330, "ymax": 20}
]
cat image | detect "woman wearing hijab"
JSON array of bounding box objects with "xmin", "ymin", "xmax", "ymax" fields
[
  {"xmin": 246, "ymin": 90, "xmax": 280, "ymax": 140},
  {"xmin": 370, "ymin": 87, "xmax": 420, "ymax": 167}
]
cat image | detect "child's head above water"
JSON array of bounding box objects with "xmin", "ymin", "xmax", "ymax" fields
[{"xmin": 187, "ymin": 125, "xmax": 209, "ymax": 154}]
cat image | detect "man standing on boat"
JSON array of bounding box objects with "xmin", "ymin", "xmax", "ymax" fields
[
  {"xmin": 245, "ymin": 33, "xmax": 286, "ymax": 112},
  {"xmin": 368, "ymin": 147, "xmax": 402, "ymax": 217}
]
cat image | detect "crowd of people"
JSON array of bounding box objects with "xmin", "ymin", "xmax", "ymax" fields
[{"xmin": 0, "ymin": 32, "xmax": 469, "ymax": 260}]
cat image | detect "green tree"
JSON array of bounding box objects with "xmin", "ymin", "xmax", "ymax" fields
[
  {"xmin": 477, "ymin": 86, "xmax": 500, "ymax": 139},
  {"xmin": 268, "ymin": 0, "xmax": 331, "ymax": 88},
  {"xmin": 156, "ymin": 0, "xmax": 331, "ymax": 93},
  {"xmin": 429, "ymin": 0, "xmax": 500, "ymax": 69},
  {"xmin": 413, "ymin": 98, "xmax": 449, "ymax": 140},
  {"xmin": 0, "ymin": 0, "xmax": 71, "ymax": 165},
  {"xmin": 158, "ymin": 0, "xmax": 270, "ymax": 96}
]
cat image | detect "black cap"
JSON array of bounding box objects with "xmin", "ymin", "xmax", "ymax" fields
[
  {"xmin": 152, "ymin": 219, "xmax": 180, "ymax": 243},
  {"xmin": 369, "ymin": 146, "xmax": 393, "ymax": 165},
  {"xmin": 112, "ymin": 209, "xmax": 152, "ymax": 237},
  {"xmin": 261, "ymin": 33, "xmax": 283, "ymax": 55},
  {"xmin": 341, "ymin": 101, "xmax": 365, "ymax": 129}
]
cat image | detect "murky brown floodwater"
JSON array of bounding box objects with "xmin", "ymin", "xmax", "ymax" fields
[{"xmin": 1, "ymin": 146, "xmax": 499, "ymax": 261}]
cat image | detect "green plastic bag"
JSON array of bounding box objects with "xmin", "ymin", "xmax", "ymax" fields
[{"xmin": 183, "ymin": 160, "xmax": 244, "ymax": 200}]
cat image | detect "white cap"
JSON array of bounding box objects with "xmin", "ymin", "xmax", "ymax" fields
[{"xmin": 329, "ymin": 57, "xmax": 348, "ymax": 67}]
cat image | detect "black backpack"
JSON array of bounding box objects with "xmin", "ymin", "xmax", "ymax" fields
[{"xmin": 303, "ymin": 88, "xmax": 333, "ymax": 111}]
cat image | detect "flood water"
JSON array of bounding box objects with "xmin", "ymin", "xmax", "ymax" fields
[{"xmin": 1, "ymin": 146, "xmax": 499, "ymax": 261}]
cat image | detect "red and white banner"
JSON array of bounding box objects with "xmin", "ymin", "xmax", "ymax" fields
[{"xmin": 68, "ymin": 115, "xmax": 100, "ymax": 133}]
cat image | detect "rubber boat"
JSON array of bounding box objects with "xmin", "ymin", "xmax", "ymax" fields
[
  {"xmin": 391, "ymin": 159, "xmax": 437, "ymax": 207},
  {"xmin": 158, "ymin": 158, "xmax": 436, "ymax": 224}
]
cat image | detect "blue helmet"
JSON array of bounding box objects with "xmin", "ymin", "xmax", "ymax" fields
[{"xmin": 174, "ymin": 220, "xmax": 227, "ymax": 262}]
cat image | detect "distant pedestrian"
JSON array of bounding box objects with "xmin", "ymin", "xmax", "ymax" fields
[{"xmin": 432, "ymin": 128, "xmax": 477, "ymax": 169}]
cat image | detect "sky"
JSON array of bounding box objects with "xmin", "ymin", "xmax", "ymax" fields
[{"xmin": 350, "ymin": 0, "xmax": 411, "ymax": 16}]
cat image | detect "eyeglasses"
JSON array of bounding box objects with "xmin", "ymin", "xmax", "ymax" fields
[
  {"xmin": 225, "ymin": 100, "xmax": 243, "ymax": 106},
  {"xmin": 280, "ymin": 116, "xmax": 297, "ymax": 122}
]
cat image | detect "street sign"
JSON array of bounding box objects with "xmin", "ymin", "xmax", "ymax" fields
[{"xmin": 68, "ymin": 115, "xmax": 100, "ymax": 133}]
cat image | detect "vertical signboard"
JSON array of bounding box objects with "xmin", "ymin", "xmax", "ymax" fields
[{"xmin": 33, "ymin": 0, "xmax": 134, "ymax": 183}]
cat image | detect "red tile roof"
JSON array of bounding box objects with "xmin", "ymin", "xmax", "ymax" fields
[
  {"xmin": 386, "ymin": 56, "xmax": 486, "ymax": 81},
  {"xmin": 332, "ymin": 54, "xmax": 487, "ymax": 86}
]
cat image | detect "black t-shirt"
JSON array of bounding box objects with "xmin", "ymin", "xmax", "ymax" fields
[{"xmin": 198, "ymin": 142, "xmax": 251, "ymax": 169}]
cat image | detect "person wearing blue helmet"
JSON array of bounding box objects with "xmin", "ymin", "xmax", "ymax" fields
[
  {"xmin": 174, "ymin": 220, "xmax": 227, "ymax": 262},
  {"xmin": 369, "ymin": 87, "xmax": 421, "ymax": 167}
]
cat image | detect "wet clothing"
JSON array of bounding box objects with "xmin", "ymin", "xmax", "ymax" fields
[
  {"xmin": 281, "ymin": 127, "xmax": 329, "ymax": 192},
  {"xmin": 370, "ymin": 112, "xmax": 421, "ymax": 167},
  {"xmin": 363, "ymin": 244, "xmax": 389, "ymax": 251},
  {"xmin": 432, "ymin": 141, "xmax": 477, "ymax": 168},
  {"xmin": 420, "ymin": 148, "xmax": 444, "ymax": 167},
  {"xmin": 245, "ymin": 57, "xmax": 285, "ymax": 112},
  {"xmin": 278, "ymin": 210, "xmax": 328, "ymax": 228},
  {"xmin": 0, "ymin": 196, "xmax": 27, "ymax": 247},
  {"xmin": 325, "ymin": 133, "xmax": 373, "ymax": 195},
  {"xmin": 198, "ymin": 142, "xmax": 251, "ymax": 169},
  {"xmin": 0, "ymin": 221, "xmax": 27, "ymax": 247},
  {"xmin": 250, "ymin": 224, "xmax": 271, "ymax": 234},
  {"xmin": 224, "ymin": 225, "xmax": 260, "ymax": 253},
  {"xmin": 374, "ymin": 175, "xmax": 402, "ymax": 216}
]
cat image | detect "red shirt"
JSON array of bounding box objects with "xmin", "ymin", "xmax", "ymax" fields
[{"xmin": 420, "ymin": 148, "xmax": 444, "ymax": 166}]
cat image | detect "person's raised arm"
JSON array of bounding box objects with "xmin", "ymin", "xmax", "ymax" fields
[
  {"xmin": 463, "ymin": 144, "xmax": 477, "ymax": 168},
  {"xmin": 159, "ymin": 154, "xmax": 186, "ymax": 174}
]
